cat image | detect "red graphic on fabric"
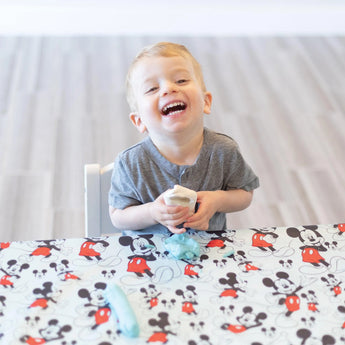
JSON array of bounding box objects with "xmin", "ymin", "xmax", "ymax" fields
[
  {"xmin": 150, "ymin": 298, "xmax": 158, "ymax": 308},
  {"xmin": 285, "ymin": 295, "xmax": 300, "ymax": 312},
  {"xmin": 79, "ymin": 242, "xmax": 100, "ymax": 257},
  {"xmin": 334, "ymin": 286, "xmax": 342, "ymax": 296},
  {"xmin": 252, "ymin": 234, "xmax": 272, "ymax": 248},
  {"xmin": 184, "ymin": 264, "xmax": 198, "ymax": 276},
  {"xmin": 31, "ymin": 247, "xmax": 51, "ymax": 257},
  {"xmin": 148, "ymin": 332, "xmax": 168, "ymax": 342},
  {"xmin": 227, "ymin": 324, "xmax": 247, "ymax": 333},
  {"xmin": 308, "ymin": 303, "xmax": 318, "ymax": 312},
  {"xmin": 0, "ymin": 275, "xmax": 13, "ymax": 287},
  {"xmin": 338, "ymin": 224, "xmax": 345, "ymax": 233},
  {"xmin": 0, "ymin": 242, "xmax": 10, "ymax": 250},
  {"xmin": 64, "ymin": 273, "xmax": 79, "ymax": 280},
  {"xmin": 220, "ymin": 289, "xmax": 238, "ymax": 298},
  {"xmin": 127, "ymin": 258, "xmax": 150, "ymax": 274},
  {"xmin": 94, "ymin": 307, "xmax": 111, "ymax": 325},
  {"xmin": 25, "ymin": 337, "xmax": 46, "ymax": 345},
  {"xmin": 206, "ymin": 239, "xmax": 224, "ymax": 248},
  {"xmin": 245, "ymin": 264, "xmax": 259, "ymax": 271},
  {"xmin": 302, "ymin": 248, "xmax": 325, "ymax": 264},
  {"xmin": 182, "ymin": 302, "xmax": 195, "ymax": 314},
  {"xmin": 30, "ymin": 299, "xmax": 48, "ymax": 308}
]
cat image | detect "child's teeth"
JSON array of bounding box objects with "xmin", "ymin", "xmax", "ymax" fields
[{"xmin": 163, "ymin": 102, "xmax": 185, "ymax": 115}]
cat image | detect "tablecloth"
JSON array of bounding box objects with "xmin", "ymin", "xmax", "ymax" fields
[{"xmin": 1, "ymin": 223, "xmax": 345, "ymax": 344}]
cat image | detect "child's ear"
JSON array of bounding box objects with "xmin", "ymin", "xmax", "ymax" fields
[
  {"xmin": 129, "ymin": 113, "xmax": 147, "ymax": 133},
  {"xmin": 203, "ymin": 91, "xmax": 212, "ymax": 115}
]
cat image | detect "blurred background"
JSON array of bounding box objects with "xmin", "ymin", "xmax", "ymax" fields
[{"xmin": 0, "ymin": 0, "xmax": 344, "ymax": 241}]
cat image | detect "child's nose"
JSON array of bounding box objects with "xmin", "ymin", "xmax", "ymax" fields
[{"xmin": 161, "ymin": 81, "xmax": 178, "ymax": 96}]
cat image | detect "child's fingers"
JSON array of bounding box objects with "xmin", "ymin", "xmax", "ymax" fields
[
  {"xmin": 167, "ymin": 226, "xmax": 186, "ymax": 234},
  {"xmin": 184, "ymin": 208, "xmax": 209, "ymax": 230},
  {"xmin": 164, "ymin": 205, "xmax": 190, "ymax": 219}
]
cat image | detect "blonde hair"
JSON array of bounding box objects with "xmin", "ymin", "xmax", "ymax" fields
[{"xmin": 126, "ymin": 42, "xmax": 206, "ymax": 112}]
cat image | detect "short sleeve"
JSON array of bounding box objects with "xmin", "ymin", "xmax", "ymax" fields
[
  {"xmin": 108, "ymin": 155, "xmax": 142, "ymax": 209},
  {"xmin": 225, "ymin": 145, "xmax": 260, "ymax": 192}
]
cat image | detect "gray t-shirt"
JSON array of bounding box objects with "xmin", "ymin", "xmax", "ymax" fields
[{"xmin": 109, "ymin": 128, "xmax": 259, "ymax": 234}]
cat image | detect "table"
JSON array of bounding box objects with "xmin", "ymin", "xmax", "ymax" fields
[{"xmin": 1, "ymin": 223, "xmax": 345, "ymax": 344}]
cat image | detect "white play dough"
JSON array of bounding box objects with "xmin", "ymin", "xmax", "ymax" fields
[{"xmin": 164, "ymin": 185, "xmax": 197, "ymax": 212}]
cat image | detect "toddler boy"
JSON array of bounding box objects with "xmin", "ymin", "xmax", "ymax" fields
[{"xmin": 108, "ymin": 42, "xmax": 259, "ymax": 234}]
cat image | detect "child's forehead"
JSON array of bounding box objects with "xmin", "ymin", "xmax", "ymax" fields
[{"xmin": 133, "ymin": 55, "xmax": 194, "ymax": 78}]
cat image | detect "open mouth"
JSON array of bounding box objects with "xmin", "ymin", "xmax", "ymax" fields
[{"xmin": 161, "ymin": 102, "xmax": 187, "ymax": 116}]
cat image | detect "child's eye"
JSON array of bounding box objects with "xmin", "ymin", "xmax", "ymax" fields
[
  {"xmin": 177, "ymin": 79, "xmax": 188, "ymax": 84},
  {"xmin": 145, "ymin": 86, "xmax": 158, "ymax": 94}
]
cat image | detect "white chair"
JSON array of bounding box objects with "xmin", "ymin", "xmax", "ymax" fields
[{"xmin": 84, "ymin": 163, "xmax": 120, "ymax": 237}]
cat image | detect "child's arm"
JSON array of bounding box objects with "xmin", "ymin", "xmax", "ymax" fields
[
  {"xmin": 183, "ymin": 189, "xmax": 254, "ymax": 231},
  {"xmin": 109, "ymin": 192, "xmax": 192, "ymax": 234}
]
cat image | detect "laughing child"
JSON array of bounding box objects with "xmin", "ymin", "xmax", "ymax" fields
[{"xmin": 108, "ymin": 42, "xmax": 259, "ymax": 234}]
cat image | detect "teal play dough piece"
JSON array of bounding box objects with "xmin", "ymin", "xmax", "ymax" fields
[
  {"xmin": 105, "ymin": 284, "xmax": 140, "ymax": 338},
  {"xmin": 164, "ymin": 233, "xmax": 200, "ymax": 260}
]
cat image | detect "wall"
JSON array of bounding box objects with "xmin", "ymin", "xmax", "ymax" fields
[{"xmin": 1, "ymin": 0, "xmax": 345, "ymax": 36}]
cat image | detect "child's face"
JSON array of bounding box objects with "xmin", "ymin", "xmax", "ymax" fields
[{"xmin": 129, "ymin": 55, "xmax": 212, "ymax": 140}]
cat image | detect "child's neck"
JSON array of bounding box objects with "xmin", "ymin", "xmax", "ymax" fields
[{"xmin": 153, "ymin": 130, "xmax": 204, "ymax": 166}]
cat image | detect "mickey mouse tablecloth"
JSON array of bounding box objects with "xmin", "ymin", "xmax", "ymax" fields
[{"xmin": 0, "ymin": 224, "xmax": 345, "ymax": 345}]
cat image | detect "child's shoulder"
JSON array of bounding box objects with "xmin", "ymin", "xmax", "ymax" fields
[
  {"xmin": 118, "ymin": 137, "xmax": 150, "ymax": 160},
  {"xmin": 204, "ymin": 128, "xmax": 239, "ymax": 150}
]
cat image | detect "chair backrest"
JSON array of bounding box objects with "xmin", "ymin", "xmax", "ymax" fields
[{"xmin": 84, "ymin": 163, "xmax": 120, "ymax": 237}]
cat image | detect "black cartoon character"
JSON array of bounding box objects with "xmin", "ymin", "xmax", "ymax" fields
[
  {"xmin": 301, "ymin": 290, "xmax": 319, "ymax": 312},
  {"xmin": 296, "ymin": 328, "xmax": 335, "ymax": 345},
  {"xmin": 24, "ymin": 316, "xmax": 40, "ymax": 328},
  {"xmin": 0, "ymin": 259, "xmax": 29, "ymax": 288},
  {"xmin": 176, "ymin": 285, "xmax": 198, "ymax": 315},
  {"xmin": 78, "ymin": 282, "xmax": 111, "ymax": 329},
  {"xmin": 32, "ymin": 269, "xmax": 47, "ymax": 279},
  {"xmin": 50, "ymin": 260, "xmax": 80, "ymax": 281},
  {"xmin": 101, "ymin": 269, "xmax": 116, "ymax": 279},
  {"xmin": 321, "ymin": 273, "xmax": 342, "ymax": 297},
  {"xmin": 206, "ymin": 230, "xmax": 236, "ymax": 249},
  {"xmin": 161, "ymin": 298, "xmax": 177, "ymax": 310},
  {"xmin": 220, "ymin": 304, "xmax": 235, "ymax": 316},
  {"xmin": 140, "ymin": 284, "xmax": 162, "ymax": 309},
  {"xmin": 279, "ymin": 259, "xmax": 293, "ymax": 269},
  {"xmin": 219, "ymin": 272, "xmax": 247, "ymax": 298},
  {"xmin": 119, "ymin": 235, "xmax": 157, "ymax": 278},
  {"xmin": 263, "ymin": 271, "xmax": 303, "ymax": 316},
  {"xmin": 232, "ymin": 250, "xmax": 260, "ymax": 273},
  {"xmin": 287, "ymin": 226, "xmax": 329, "ymax": 267},
  {"xmin": 251, "ymin": 227, "xmax": 278, "ymax": 252},
  {"xmin": 188, "ymin": 334, "xmax": 211, "ymax": 345},
  {"xmin": 221, "ymin": 306, "xmax": 267, "ymax": 333},
  {"xmin": 300, "ymin": 316, "xmax": 316, "ymax": 328},
  {"xmin": 147, "ymin": 312, "xmax": 179, "ymax": 343},
  {"xmin": 20, "ymin": 319, "xmax": 71, "ymax": 344},
  {"xmin": 334, "ymin": 223, "xmax": 345, "ymax": 236},
  {"xmin": 183, "ymin": 254, "xmax": 208, "ymax": 279},
  {"xmin": 30, "ymin": 240, "xmax": 63, "ymax": 258},
  {"xmin": 79, "ymin": 238, "xmax": 109, "ymax": 261},
  {"xmin": 213, "ymin": 258, "xmax": 228, "ymax": 269},
  {"xmin": 29, "ymin": 282, "xmax": 62, "ymax": 309}
]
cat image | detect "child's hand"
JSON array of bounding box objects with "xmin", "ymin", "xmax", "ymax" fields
[
  {"xmin": 183, "ymin": 191, "xmax": 218, "ymax": 230},
  {"xmin": 150, "ymin": 192, "xmax": 192, "ymax": 234}
]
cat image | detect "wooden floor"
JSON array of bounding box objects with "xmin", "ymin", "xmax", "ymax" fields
[{"xmin": 0, "ymin": 36, "xmax": 344, "ymax": 242}]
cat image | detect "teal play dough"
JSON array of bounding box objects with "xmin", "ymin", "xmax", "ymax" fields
[
  {"xmin": 164, "ymin": 233, "xmax": 200, "ymax": 260},
  {"xmin": 105, "ymin": 284, "xmax": 140, "ymax": 338}
]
